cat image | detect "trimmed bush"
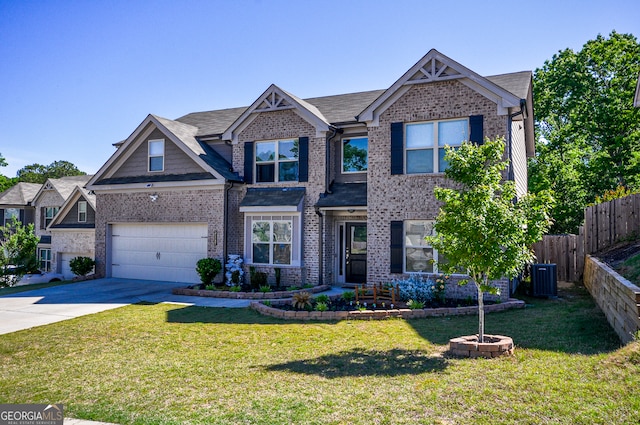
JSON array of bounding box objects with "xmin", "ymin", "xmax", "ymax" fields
[
  {"xmin": 69, "ymin": 256, "xmax": 96, "ymax": 277},
  {"xmin": 196, "ymin": 258, "xmax": 222, "ymax": 285}
]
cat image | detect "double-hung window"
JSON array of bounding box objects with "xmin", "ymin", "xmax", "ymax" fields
[
  {"xmin": 78, "ymin": 201, "xmax": 87, "ymax": 223},
  {"xmin": 255, "ymin": 139, "xmax": 298, "ymax": 183},
  {"xmin": 342, "ymin": 137, "xmax": 368, "ymax": 173},
  {"xmin": 251, "ymin": 218, "xmax": 292, "ymax": 265},
  {"xmin": 44, "ymin": 207, "xmax": 59, "ymax": 228},
  {"xmin": 404, "ymin": 220, "xmax": 435, "ymax": 273},
  {"xmin": 148, "ymin": 139, "xmax": 164, "ymax": 172},
  {"xmin": 39, "ymin": 248, "xmax": 52, "ymax": 272},
  {"xmin": 405, "ymin": 118, "xmax": 468, "ymax": 174}
]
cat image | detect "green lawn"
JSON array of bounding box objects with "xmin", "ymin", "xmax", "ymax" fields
[{"xmin": 1, "ymin": 285, "xmax": 638, "ymax": 424}]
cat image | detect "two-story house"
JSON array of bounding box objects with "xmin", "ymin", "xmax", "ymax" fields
[
  {"xmin": 31, "ymin": 175, "xmax": 93, "ymax": 272},
  {"xmin": 0, "ymin": 182, "xmax": 40, "ymax": 229},
  {"xmin": 87, "ymin": 49, "xmax": 534, "ymax": 296}
]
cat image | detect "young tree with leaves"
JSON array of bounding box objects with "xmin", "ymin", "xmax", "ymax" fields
[
  {"xmin": 0, "ymin": 218, "xmax": 39, "ymax": 287},
  {"xmin": 428, "ymin": 138, "xmax": 553, "ymax": 343}
]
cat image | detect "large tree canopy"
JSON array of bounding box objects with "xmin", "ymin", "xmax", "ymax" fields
[
  {"xmin": 16, "ymin": 160, "xmax": 86, "ymax": 184},
  {"xmin": 530, "ymin": 31, "xmax": 640, "ymax": 233}
]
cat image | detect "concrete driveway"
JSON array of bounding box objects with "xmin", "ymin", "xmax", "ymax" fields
[{"xmin": 0, "ymin": 278, "xmax": 251, "ymax": 335}]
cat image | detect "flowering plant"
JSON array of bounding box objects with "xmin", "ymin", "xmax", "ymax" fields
[
  {"xmin": 394, "ymin": 274, "xmax": 436, "ymax": 303},
  {"xmin": 225, "ymin": 254, "xmax": 244, "ymax": 286},
  {"xmin": 433, "ymin": 274, "xmax": 449, "ymax": 304}
]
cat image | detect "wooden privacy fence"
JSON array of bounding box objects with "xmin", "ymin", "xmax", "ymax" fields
[{"xmin": 533, "ymin": 193, "xmax": 640, "ymax": 282}]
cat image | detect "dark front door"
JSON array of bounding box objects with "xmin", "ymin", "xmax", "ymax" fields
[{"xmin": 345, "ymin": 223, "xmax": 367, "ymax": 283}]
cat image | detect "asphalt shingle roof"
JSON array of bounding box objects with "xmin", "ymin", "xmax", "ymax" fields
[
  {"xmin": 240, "ymin": 187, "xmax": 306, "ymax": 208},
  {"xmin": 0, "ymin": 182, "xmax": 41, "ymax": 206},
  {"xmin": 315, "ymin": 183, "xmax": 367, "ymax": 208}
]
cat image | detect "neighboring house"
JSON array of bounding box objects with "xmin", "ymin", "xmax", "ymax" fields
[
  {"xmin": 0, "ymin": 182, "xmax": 40, "ymax": 228},
  {"xmin": 87, "ymin": 49, "xmax": 534, "ymax": 294},
  {"xmin": 48, "ymin": 186, "xmax": 96, "ymax": 278},
  {"xmin": 31, "ymin": 175, "xmax": 92, "ymax": 272}
]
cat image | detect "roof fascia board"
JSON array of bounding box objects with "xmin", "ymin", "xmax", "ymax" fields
[
  {"xmin": 317, "ymin": 206, "xmax": 367, "ymax": 212},
  {"xmin": 49, "ymin": 227, "xmax": 94, "ymax": 233},
  {"xmin": 88, "ymin": 178, "xmax": 225, "ymax": 193},
  {"xmin": 634, "ymin": 73, "xmax": 640, "ymax": 107},
  {"xmin": 87, "ymin": 115, "xmax": 157, "ymax": 187}
]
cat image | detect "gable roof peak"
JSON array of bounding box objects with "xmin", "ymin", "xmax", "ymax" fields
[
  {"xmin": 222, "ymin": 84, "xmax": 330, "ymax": 143},
  {"xmin": 358, "ymin": 48, "xmax": 524, "ymax": 125}
]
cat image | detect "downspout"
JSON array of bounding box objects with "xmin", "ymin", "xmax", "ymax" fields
[
  {"xmin": 223, "ymin": 181, "xmax": 234, "ymax": 263},
  {"xmin": 325, "ymin": 126, "xmax": 343, "ymax": 194},
  {"xmin": 315, "ymin": 207, "xmax": 324, "ymax": 285}
]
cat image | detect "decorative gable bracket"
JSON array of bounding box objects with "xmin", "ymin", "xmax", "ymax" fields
[
  {"xmin": 405, "ymin": 57, "xmax": 463, "ymax": 84},
  {"xmin": 255, "ymin": 92, "xmax": 295, "ymax": 112}
]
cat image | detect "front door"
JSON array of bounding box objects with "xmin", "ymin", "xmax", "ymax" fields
[{"xmin": 345, "ymin": 223, "xmax": 367, "ymax": 283}]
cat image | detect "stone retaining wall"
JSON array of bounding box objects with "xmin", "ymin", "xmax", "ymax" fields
[
  {"xmin": 583, "ymin": 255, "xmax": 640, "ymax": 344},
  {"xmin": 250, "ymin": 298, "xmax": 525, "ymax": 321},
  {"xmin": 172, "ymin": 284, "xmax": 331, "ymax": 299}
]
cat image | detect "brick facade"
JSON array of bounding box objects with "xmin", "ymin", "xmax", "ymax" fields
[{"xmin": 50, "ymin": 229, "xmax": 95, "ymax": 274}]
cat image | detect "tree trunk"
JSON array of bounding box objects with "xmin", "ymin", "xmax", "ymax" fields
[{"xmin": 476, "ymin": 281, "xmax": 485, "ymax": 343}]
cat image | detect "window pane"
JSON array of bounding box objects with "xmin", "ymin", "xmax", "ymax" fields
[
  {"xmin": 149, "ymin": 156, "xmax": 163, "ymax": 171},
  {"xmin": 252, "ymin": 221, "xmax": 270, "ymax": 242},
  {"xmin": 273, "ymin": 221, "xmax": 292, "ymax": 242},
  {"xmin": 342, "ymin": 137, "xmax": 368, "ymax": 172},
  {"xmin": 406, "ymin": 149, "xmax": 433, "ymax": 174},
  {"xmin": 253, "ymin": 244, "xmax": 270, "ymax": 264},
  {"xmin": 406, "ymin": 123, "xmax": 433, "ymax": 149},
  {"xmin": 149, "ymin": 140, "xmax": 164, "ymax": 155},
  {"xmin": 256, "ymin": 163, "xmax": 275, "ymax": 182},
  {"xmin": 406, "ymin": 247, "xmax": 433, "ymax": 273},
  {"xmin": 405, "ymin": 221, "xmax": 433, "ymax": 247},
  {"xmin": 278, "ymin": 162, "xmax": 298, "ymax": 182},
  {"xmin": 273, "ymin": 244, "xmax": 291, "ymax": 264},
  {"xmin": 278, "ymin": 139, "xmax": 298, "ymax": 160},
  {"xmin": 5, "ymin": 208, "xmax": 19, "ymax": 223},
  {"xmin": 438, "ymin": 120, "xmax": 468, "ymax": 147},
  {"xmin": 350, "ymin": 226, "xmax": 367, "ymax": 254},
  {"xmin": 256, "ymin": 142, "xmax": 276, "ymax": 162}
]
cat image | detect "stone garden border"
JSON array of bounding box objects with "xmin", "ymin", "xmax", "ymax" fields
[
  {"xmin": 172, "ymin": 284, "xmax": 331, "ymax": 300},
  {"xmin": 250, "ymin": 298, "xmax": 525, "ymax": 321},
  {"xmin": 449, "ymin": 334, "xmax": 514, "ymax": 358}
]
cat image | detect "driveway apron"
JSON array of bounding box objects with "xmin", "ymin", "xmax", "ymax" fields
[{"xmin": 0, "ymin": 278, "xmax": 251, "ymax": 335}]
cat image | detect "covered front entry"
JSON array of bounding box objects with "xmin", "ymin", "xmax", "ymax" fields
[
  {"xmin": 109, "ymin": 223, "xmax": 207, "ymax": 283},
  {"xmin": 335, "ymin": 221, "xmax": 367, "ymax": 285}
]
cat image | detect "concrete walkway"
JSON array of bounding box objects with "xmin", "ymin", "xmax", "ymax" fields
[{"xmin": 0, "ymin": 278, "xmax": 346, "ymax": 335}]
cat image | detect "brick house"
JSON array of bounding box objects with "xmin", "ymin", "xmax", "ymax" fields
[
  {"xmin": 0, "ymin": 182, "xmax": 40, "ymax": 229},
  {"xmin": 87, "ymin": 49, "xmax": 534, "ymax": 296},
  {"xmin": 31, "ymin": 175, "xmax": 93, "ymax": 273}
]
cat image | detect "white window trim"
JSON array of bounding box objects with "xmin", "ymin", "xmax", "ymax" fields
[
  {"xmin": 254, "ymin": 139, "xmax": 299, "ymax": 183},
  {"xmin": 39, "ymin": 248, "xmax": 52, "ymax": 272},
  {"xmin": 403, "ymin": 219, "xmax": 439, "ymax": 274},
  {"xmin": 148, "ymin": 139, "xmax": 165, "ymax": 172},
  {"xmin": 77, "ymin": 201, "xmax": 87, "ymax": 223},
  {"xmin": 244, "ymin": 213, "xmax": 302, "ymax": 267},
  {"xmin": 405, "ymin": 118, "xmax": 468, "ymax": 174},
  {"xmin": 341, "ymin": 136, "xmax": 369, "ymax": 174}
]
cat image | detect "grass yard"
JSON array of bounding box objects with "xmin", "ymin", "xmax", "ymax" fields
[{"xmin": 1, "ymin": 284, "xmax": 638, "ymax": 424}]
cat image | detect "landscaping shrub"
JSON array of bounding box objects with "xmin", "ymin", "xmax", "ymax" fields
[
  {"xmin": 394, "ymin": 274, "xmax": 437, "ymax": 304},
  {"xmin": 196, "ymin": 258, "xmax": 222, "ymax": 285},
  {"xmin": 69, "ymin": 256, "xmax": 96, "ymax": 277}
]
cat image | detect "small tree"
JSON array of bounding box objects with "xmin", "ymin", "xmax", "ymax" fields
[
  {"xmin": 0, "ymin": 218, "xmax": 39, "ymax": 287},
  {"xmin": 69, "ymin": 256, "xmax": 96, "ymax": 276},
  {"xmin": 428, "ymin": 137, "xmax": 553, "ymax": 343}
]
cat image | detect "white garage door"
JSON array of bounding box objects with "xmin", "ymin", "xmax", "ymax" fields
[
  {"xmin": 110, "ymin": 223, "xmax": 208, "ymax": 283},
  {"xmin": 60, "ymin": 253, "xmax": 77, "ymax": 279}
]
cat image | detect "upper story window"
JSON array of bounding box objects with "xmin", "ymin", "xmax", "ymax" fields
[
  {"xmin": 148, "ymin": 139, "xmax": 164, "ymax": 172},
  {"xmin": 77, "ymin": 201, "xmax": 87, "ymax": 223},
  {"xmin": 4, "ymin": 208, "xmax": 19, "ymax": 226},
  {"xmin": 43, "ymin": 207, "xmax": 59, "ymax": 228},
  {"xmin": 342, "ymin": 137, "xmax": 368, "ymax": 173},
  {"xmin": 405, "ymin": 118, "xmax": 468, "ymax": 174},
  {"xmin": 255, "ymin": 139, "xmax": 298, "ymax": 183}
]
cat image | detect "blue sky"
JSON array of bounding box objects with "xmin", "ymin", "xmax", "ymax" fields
[{"xmin": 0, "ymin": 0, "xmax": 638, "ymax": 177}]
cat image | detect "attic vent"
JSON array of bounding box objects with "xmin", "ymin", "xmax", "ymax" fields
[
  {"xmin": 406, "ymin": 58, "xmax": 462, "ymax": 84},
  {"xmin": 255, "ymin": 91, "xmax": 294, "ymax": 112}
]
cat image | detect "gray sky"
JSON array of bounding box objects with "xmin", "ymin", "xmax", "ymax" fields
[{"xmin": 1, "ymin": 0, "xmax": 638, "ymax": 177}]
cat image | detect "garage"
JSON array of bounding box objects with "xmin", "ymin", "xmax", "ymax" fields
[
  {"xmin": 110, "ymin": 223, "xmax": 208, "ymax": 283},
  {"xmin": 59, "ymin": 253, "xmax": 78, "ymax": 279}
]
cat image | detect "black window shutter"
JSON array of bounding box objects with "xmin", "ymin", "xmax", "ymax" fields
[
  {"xmin": 390, "ymin": 221, "xmax": 404, "ymax": 273},
  {"xmin": 0, "ymin": 209, "xmax": 4, "ymax": 226},
  {"xmin": 469, "ymin": 115, "xmax": 484, "ymax": 145},
  {"xmin": 244, "ymin": 142, "xmax": 254, "ymax": 184},
  {"xmin": 390, "ymin": 122, "xmax": 404, "ymax": 175},
  {"xmin": 19, "ymin": 209, "xmax": 25, "ymax": 224},
  {"xmin": 298, "ymin": 137, "xmax": 309, "ymax": 182},
  {"xmin": 40, "ymin": 207, "xmax": 45, "ymax": 229}
]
